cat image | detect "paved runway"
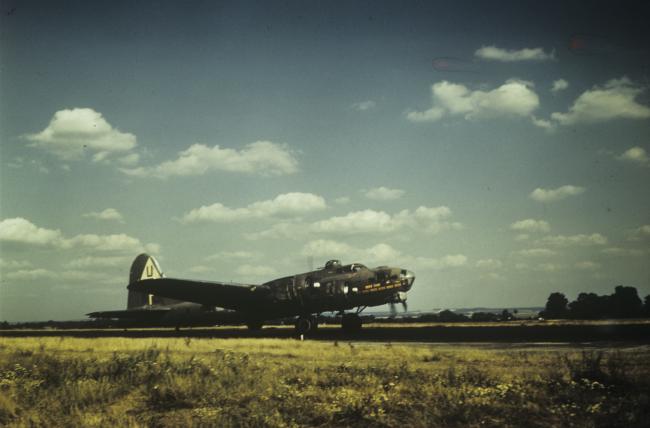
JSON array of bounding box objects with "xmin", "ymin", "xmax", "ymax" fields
[{"xmin": 2, "ymin": 322, "xmax": 649, "ymax": 344}]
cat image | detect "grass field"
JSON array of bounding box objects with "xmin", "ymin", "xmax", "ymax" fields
[{"xmin": 1, "ymin": 337, "xmax": 649, "ymax": 427}]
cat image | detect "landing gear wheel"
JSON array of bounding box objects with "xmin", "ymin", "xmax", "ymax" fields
[
  {"xmin": 295, "ymin": 316, "xmax": 313, "ymax": 335},
  {"xmin": 246, "ymin": 320, "xmax": 264, "ymax": 331},
  {"xmin": 310, "ymin": 315, "xmax": 319, "ymax": 331},
  {"xmin": 341, "ymin": 313, "xmax": 362, "ymax": 335}
]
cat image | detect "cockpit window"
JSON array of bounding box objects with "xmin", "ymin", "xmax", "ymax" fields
[
  {"xmin": 325, "ymin": 259, "xmax": 341, "ymax": 269},
  {"xmin": 345, "ymin": 263, "xmax": 366, "ymax": 272}
]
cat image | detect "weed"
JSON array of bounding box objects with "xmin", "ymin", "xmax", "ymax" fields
[
  {"xmin": 0, "ymin": 337, "xmax": 648, "ymax": 427},
  {"xmin": 563, "ymin": 351, "xmax": 629, "ymax": 385}
]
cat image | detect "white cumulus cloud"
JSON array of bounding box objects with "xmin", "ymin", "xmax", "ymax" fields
[
  {"xmin": 302, "ymin": 240, "xmax": 402, "ymax": 264},
  {"xmin": 0, "ymin": 217, "xmax": 64, "ymax": 247},
  {"xmin": 627, "ymin": 225, "xmax": 650, "ymax": 241},
  {"xmin": 244, "ymin": 222, "xmax": 306, "ymax": 241},
  {"xmin": 181, "ymin": 192, "xmax": 326, "ymax": 223},
  {"xmin": 415, "ymin": 254, "xmax": 468, "ymax": 270},
  {"xmin": 121, "ymin": 141, "xmax": 298, "ymax": 178},
  {"xmin": 531, "ymin": 116, "xmax": 556, "ymax": 131},
  {"xmin": 0, "ymin": 258, "xmax": 33, "ymax": 270},
  {"xmin": 539, "ymin": 233, "xmax": 608, "ymax": 247},
  {"xmin": 601, "ymin": 247, "xmax": 645, "ymax": 257},
  {"xmin": 312, "ymin": 210, "xmax": 396, "ymax": 234},
  {"xmin": 334, "ymin": 196, "xmax": 351, "ymax": 204},
  {"xmin": 529, "ymin": 185, "xmax": 585, "ymax": 203},
  {"xmin": 407, "ymin": 79, "xmax": 540, "ymax": 123},
  {"xmin": 475, "ymin": 46, "xmax": 555, "ymax": 62},
  {"xmin": 0, "ymin": 217, "xmax": 158, "ymax": 253},
  {"xmin": 301, "ymin": 239, "xmax": 356, "ymax": 259},
  {"xmin": 516, "ymin": 248, "xmax": 557, "ymax": 258},
  {"xmin": 25, "ymin": 108, "xmax": 137, "ymax": 162},
  {"xmin": 311, "ymin": 206, "xmax": 460, "ymax": 235},
  {"xmin": 617, "ymin": 146, "xmax": 649, "ymax": 167},
  {"xmin": 246, "ymin": 206, "xmax": 461, "ymax": 240},
  {"xmin": 5, "ymin": 268, "xmax": 116, "ymax": 283},
  {"xmin": 551, "ymin": 78, "xmax": 650, "ymax": 125},
  {"xmin": 475, "ymin": 259, "xmax": 503, "ymax": 269},
  {"xmin": 83, "ymin": 208, "xmax": 124, "ymax": 223},
  {"xmin": 551, "ymin": 79, "xmax": 569, "ymax": 93},
  {"xmin": 510, "ymin": 219, "xmax": 551, "ymax": 233},
  {"xmin": 5, "ymin": 268, "xmax": 56, "ymax": 281},
  {"xmin": 301, "ymin": 239, "xmax": 467, "ymax": 271},
  {"xmin": 364, "ymin": 187, "xmax": 405, "ymax": 201}
]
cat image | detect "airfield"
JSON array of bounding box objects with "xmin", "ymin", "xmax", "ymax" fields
[
  {"xmin": 1, "ymin": 321, "xmax": 649, "ymax": 426},
  {"xmin": 2, "ymin": 320, "xmax": 650, "ymax": 343}
]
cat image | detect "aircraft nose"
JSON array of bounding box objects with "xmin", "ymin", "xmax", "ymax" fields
[{"xmin": 401, "ymin": 269, "xmax": 416, "ymax": 290}]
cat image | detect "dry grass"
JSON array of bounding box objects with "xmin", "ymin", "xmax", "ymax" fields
[{"xmin": 1, "ymin": 337, "xmax": 649, "ymax": 427}]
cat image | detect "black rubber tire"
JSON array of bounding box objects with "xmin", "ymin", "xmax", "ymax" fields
[
  {"xmin": 295, "ymin": 317, "xmax": 312, "ymax": 335},
  {"xmin": 310, "ymin": 315, "xmax": 319, "ymax": 331},
  {"xmin": 246, "ymin": 320, "xmax": 264, "ymax": 331},
  {"xmin": 341, "ymin": 314, "xmax": 362, "ymax": 335}
]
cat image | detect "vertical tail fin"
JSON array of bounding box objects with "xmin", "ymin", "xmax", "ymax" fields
[
  {"xmin": 129, "ymin": 253, "xmax": 164, "ymax": 283},
  {"xmin": 127, "ymin": 253, "xmax": 164, "ymax": 309}
]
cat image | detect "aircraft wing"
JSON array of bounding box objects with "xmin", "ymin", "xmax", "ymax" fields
[
  {"xmin": 87, "ymin": 307, "xmax": 171, "ymax": 320},
  {"xmin": 127, "ymin": 278, "xmax": 267, "ymax": 312}
]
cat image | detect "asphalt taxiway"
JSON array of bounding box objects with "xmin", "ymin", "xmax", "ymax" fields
[{"xmin": 2, "ymin": 322, "xmax": 649, "ymax": 344}]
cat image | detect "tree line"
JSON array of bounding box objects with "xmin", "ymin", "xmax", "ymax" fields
[{"xmin": 540, "ymin": 286, "xmax": 650, "ymax": 319}]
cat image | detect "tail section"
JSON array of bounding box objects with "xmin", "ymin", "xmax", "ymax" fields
[
  {"xmin": 127, "ymin": 253, "xmax": 176, "ymax": 309},
  {"xmin": 129, "ymin": 253, "xmax": 164, "ymax": 284}
]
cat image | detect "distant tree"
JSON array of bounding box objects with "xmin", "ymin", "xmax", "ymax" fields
[
  {"xmin": 548, "ymin": 286, "xmax": 647, "ymax": 320},
  {"xmin": 471, "ymin": 312, "xmax": 498, "ymax": 322},
  {"xmin": 437, "ymin": 310, "xmax": 469, "ymax": 322},
  {"xmin": 543, "ymin": 292, "xmax": 569, "ymax": 319},
  {"xmin": 569, "ymin": 292, "xmax": 609, "ymax": 319},
  {"xmin": 500, "ymin": 309, "xmax": 513, "ymax": 321},
  {"xmin": 609, "ymin": 286, "xmax": 643, "ymax": 318},
  {"xmin": 417, "ymin": 313, "xmax": 440, "ymax": 322}
]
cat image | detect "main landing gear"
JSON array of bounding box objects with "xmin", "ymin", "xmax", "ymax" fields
[
  {"xmin": 293, "ymin": 310, "xmax": 364, "ymax": 336},
  {"xmin": 246, "ymin": 320, "xmax": 264, "ymax": 331},
  {"xmin": 295, "ymin": 315, "xmax": 318, "ymax": 335},
  {"xmin": 341, "ymin": 313, "xmax": 362, "ymax": 335}
]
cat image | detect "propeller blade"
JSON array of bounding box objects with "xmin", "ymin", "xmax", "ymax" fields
[{"xmin": 389, "ymin": 302, "xmax": 397, "ymax": 317}]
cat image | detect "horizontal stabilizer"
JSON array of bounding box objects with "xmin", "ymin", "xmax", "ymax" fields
[{"xmin": 87, "ymin": 307, "xmax": 171, "ymax": 320}]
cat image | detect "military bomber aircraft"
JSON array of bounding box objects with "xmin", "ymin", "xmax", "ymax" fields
[{"xmin": 118, "ymin": 253, "xmax": 415, "ymax": 334}]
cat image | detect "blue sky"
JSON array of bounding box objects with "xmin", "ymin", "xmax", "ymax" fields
[{"xmin": 1, "ymin": 0, "xmax": 649, "ymax": 321}]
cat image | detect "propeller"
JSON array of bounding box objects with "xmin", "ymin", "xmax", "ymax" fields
[{"xmin": 389, "ymin": 300, "xmax": 408, "ymax": 316}]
